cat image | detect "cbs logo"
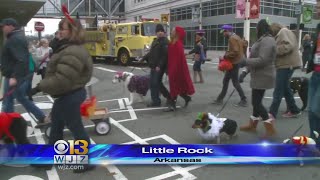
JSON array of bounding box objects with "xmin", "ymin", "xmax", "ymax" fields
[{"xmin": 54, "ymin": 140, "xmax": 89, "ymax": 155}]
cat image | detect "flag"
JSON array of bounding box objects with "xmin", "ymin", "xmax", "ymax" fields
[
  {"xmin": 250, "ymin": 0, "xmax": 260, "ymax": 19},
  {"xmin": 236, "ymin": 0, "xmax": 246, "ymax": 19},
  {"xmin": 303, "ymin": 5, "xmax": 313, "ymax": 24}
]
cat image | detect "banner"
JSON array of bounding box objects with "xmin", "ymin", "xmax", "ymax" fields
[
  {"xmin": 250, "ymin": 0, "xmax": 260, "ymax": 19},
  {"xmin": 303, "ymin": 5, "xmax": 313, "ymax": 24},
  {"xmin": 236, "ymin": 0, "xmax": 246, "ymax": 19},
  {"xmin": 1, "ymin": 144, "xmax": 320, "ymax": 165}
]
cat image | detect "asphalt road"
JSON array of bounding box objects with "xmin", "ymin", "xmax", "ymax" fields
[{"xmin": 0, "ymin": 57, "xmax": 318, "ymax": 180}]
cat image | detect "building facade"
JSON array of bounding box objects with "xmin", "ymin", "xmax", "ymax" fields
[{"xmin": 125, "ymin": 0, "xmax": 319, "ymax": 50}]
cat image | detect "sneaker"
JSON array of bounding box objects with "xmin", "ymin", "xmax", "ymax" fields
[
  {"xmin": 282, "ymin": 111, "xmax": 301, "ymax": 118},
  {"xmin": 268, "ymin": 113, "xmax": 276, "ymax": 121},
  {"xmin": 234, "ymin": 99, "xmax": 248, "ymax": 107},
  {"xmin": 35, "ymin": 116, "xmax": 51, "ymax": 129},
  {"xmin": 212, "ymin": 99, "xmax": 223, "ymax": 105}
]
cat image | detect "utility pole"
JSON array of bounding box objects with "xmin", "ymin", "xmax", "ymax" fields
[
  {"xmin": 296, "ymin": 0, "xmax": 304, "ymax": 50},
  {"xmin": 199, "ymin": 0, "xmax": 202, "ymax": 30},
  {"xmin": 243, "ymin": 0, "xmax": 250, "ymax": 57}
]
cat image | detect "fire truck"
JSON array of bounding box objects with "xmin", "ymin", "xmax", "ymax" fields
[{"xmin": 84, "ymin": 19, "xmax": 169, "ymax": 66}]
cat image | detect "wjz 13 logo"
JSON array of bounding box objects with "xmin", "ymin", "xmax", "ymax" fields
[{"xmin": 53, "ymin": 140, "xmax": 89, "ymax": 164}]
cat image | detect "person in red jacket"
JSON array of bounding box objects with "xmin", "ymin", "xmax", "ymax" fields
[
  {"xmin": 0, "ymin": 112, "xmax": 29, "ymax": 144},
  {"xmin": 165, "ymin": 26, "xmax": 195, "ymax": 111}
]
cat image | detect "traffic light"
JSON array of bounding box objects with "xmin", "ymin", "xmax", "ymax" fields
[{"xmin": 161, "ymin": 14, "xmax": 169, "ymax": 23}]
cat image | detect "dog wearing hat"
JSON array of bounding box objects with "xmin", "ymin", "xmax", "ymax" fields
[{"xmin": 192, "ymin": 112, "xmax": 238, "ymax": 144}]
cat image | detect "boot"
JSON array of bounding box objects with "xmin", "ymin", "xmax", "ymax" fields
[
  {"xmin": 199, "ymin": 71, "xmax": 204, "ymax": 83},
  {"xmin": 263, "ymin": 121, "xmax": 276, "ymax": 138},
  {"xmin": 181, "ymin": 95, "xmax": 191, "ymax": 107},
  {"xmin": 240, "ymin": 116, "xmax": 259, "ymax": 132},
  {"xmin": 163, "ymin": 100, "xmax": 176, "ymax": 112}
]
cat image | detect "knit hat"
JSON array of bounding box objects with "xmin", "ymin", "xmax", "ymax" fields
[
  {"xmin": 155, "ymin": 24, "xmax": 165, "ymax": 33},
  {"xmin": 220, "ymin": 24, "xmax": 233, "ymax": 33}
]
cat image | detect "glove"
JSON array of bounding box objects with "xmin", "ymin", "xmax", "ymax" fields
[
  {"xmin": 239, "ymin": 71, "xmax": 248, "ymax": 83},
  {"xmin": 238, "ymin": 60, "xmax": 247, "ymax": 68},
  {"xmin": 28, "ymin": 84, "xmax": 41, "ymax": 97}
]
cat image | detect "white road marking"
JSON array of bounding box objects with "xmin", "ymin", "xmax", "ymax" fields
[
  {"xmin": 94, "ymin": 67, "xmax": 117, "ymax": 73},
  {"xmin": 118, "ymin": 99, "xmax": 125, "ymax": 109},
  {"xmin": 264, "ymin": 97, "xmax": 300, "ymax": 99},
  {"xmin": 108, "ymin": 106, "xmax": 181, "ymax": 114}
]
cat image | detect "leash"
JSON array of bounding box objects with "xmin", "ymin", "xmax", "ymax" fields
[
  {"xmin": 289, "ymin": 124, "xmax": 304, "ymax": 139},
  {"xmin": 215, "ymin": 88, "xmax": 236, "ymax": 117}
]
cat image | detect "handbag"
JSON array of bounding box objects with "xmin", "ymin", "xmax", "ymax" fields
[{"xmin": 218, "ymin": 58, "xmax": 233, "ymax": 72}]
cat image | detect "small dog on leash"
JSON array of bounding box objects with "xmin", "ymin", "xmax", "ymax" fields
[
  {"xmin": 290, "ymin": 77, "xmax": 308, "ymax": 111},
  {"xmin": 112, "ymin": 71, "xmax": 150, "ymax": 105},
  {"xmin": 0, "ymin": 112, "xmax": 30, "ymax": 145},
  {"xmin": 192, "ymin": 112, "xmax": 238, "ymax": 144},
  {"xmin": 283, "ymin": 131, "xmax": 320, "ymax": 166}
]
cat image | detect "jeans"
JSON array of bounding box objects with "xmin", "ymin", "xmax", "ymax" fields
[
  {"xmin": 308, "ymin": 72, "xmax": 320, "ymax": 145},
  {"xmin": 252, "ymin": 89, "xmax": 269, "ymax": 121},
  {"xmin": 1, "ymin": 77, "xmax": 45, "ymax": 121},
  {"xmin": 217, "ymin": 64, "xmax": 246, "ymax": 101},
  {"xmin": 269, "ymin": 68, "xmax": 300, "ymax": 118},
  {"xmin": 149, "ymin": 68, "xmax": 170, "ymax": 105},
  {"xmin": 48, "ymin": 88, "xmax": 90, "ymax": 145}
]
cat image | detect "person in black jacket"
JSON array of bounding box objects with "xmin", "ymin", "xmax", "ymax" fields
[
  {"xmin": 141, "ymin": 24, "xmax": 171, "ymax": 107},
  {"xmin": 0, "ymin": 18, "xmax": 47, "ymax": 126}
]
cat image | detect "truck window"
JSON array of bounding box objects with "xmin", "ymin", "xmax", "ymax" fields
[
  {"xmin": 141, "ymin": 23, "xmax": 156, "ymax": 36},
  {"xmin": 131, "ymin": 25, "xmax": 140, "ymax": 35},
  {"xmin": 117, "ymin": 26, "xmax": 128, "ymax": 34}
]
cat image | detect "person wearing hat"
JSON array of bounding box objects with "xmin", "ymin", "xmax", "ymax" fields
[
  {"xmin": 212, "ymin": 24, "xmax": 247, "ymax": 107},
  {"xmin": 141, "ymin": 24, "xmax": 173, "ymax": 108},
  {"xmin": 187, "ymin": 30, "xmax": 207, "ymax": 83},
  {"xmin": 0, "ymin": 18, "xmax": 48, "ymax": 126}
]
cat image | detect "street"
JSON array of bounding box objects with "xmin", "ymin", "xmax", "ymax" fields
[{"xmin": 1, "ymin": 56, "xmax": 318, "ymax": 180}]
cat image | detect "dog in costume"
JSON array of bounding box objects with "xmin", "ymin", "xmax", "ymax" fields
[
  {"xmin": 0, "ymin": 112, "xmax": 30, "ymax": 145},
  {"xmin": 283, "ymin": 131, "xmax": 320, "ymax": 166},
  {"xmin": 192, "ymin": 112, "xmax": 237, "ymax": 144}
]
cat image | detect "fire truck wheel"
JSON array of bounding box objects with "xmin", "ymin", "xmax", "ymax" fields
[{"xmin": 118, "ymin": 49, "xmax": 131, "ymax": 66}]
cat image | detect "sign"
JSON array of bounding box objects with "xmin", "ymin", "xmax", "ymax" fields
[
  {"xmin": 303, "ymin": 5, "xmax": 313, "ymax": 24},
  {"xmin": 34, "ymin": 21, "xmax": 45, "ymax": 32},
  {"xmin": 295, "ymin": 5, "xmax": 302, "ymax": 15},
  {"xmin": 161, "ymin": 14, "xmax": 169, "ymax": 23},
  {"xmin": 250, "ymin": 0, "xmax": 260, "ymax": 19},
  {"xmin": 53, "ymin": 140, "xmax": 89, "ymax": 164},
  {"xmin": 192, "ymin": 7, "xmax": 200, "ymax": 23},
  {"xmin": 236, "ymin": 0, "xmax": 246, "ymax": 19}
]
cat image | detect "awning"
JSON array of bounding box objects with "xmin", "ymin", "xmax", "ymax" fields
[{"xmin": 0, "ymin": 0, "xmax": 46, "ymax": 26}]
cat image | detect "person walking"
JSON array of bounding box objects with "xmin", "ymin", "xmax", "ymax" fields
[
  {"xmin": 34, "ymin": 38, "xmax": 52, "ymax": 79},
  {"xmin": 29, "ymin": 18, "xmax": 94, "ymax": 173},
  {"xmin": 0, "ymin": 18, "xmax": 48, "ymax": 127},
  {"xmin": 188, "ymin": 30, "xmax": 207, "ymax": 83},
  {"xmin": 165, "ymin": 26, "xmax": 195, "ymax": 111},
  {"xmin": 238, "ymin": 19, "xmax": 277, "ymax": 137},
  {"xmin": 302, "ymin": 34, "xmax": 312, "ymax": 71},
  {"xmin": 306, "ymin": 1, "xmax": 320, "ymax": 147},
  {"xmin": 268, "ymin": 23, "xmax": 302, "ymax": 120},
  {"xmin": 141, "ymin": 24, "xmax": 172, "ymax": 107},
  {"xmin": 212, "ymin": 25, "xmax": 247, "ymax": 107}
]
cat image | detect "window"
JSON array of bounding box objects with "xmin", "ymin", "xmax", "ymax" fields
[
  {"xmin": 117, "ymin": 26, "xmax": 128, "ymax": 34},
  {"xmin": 131, "ymin": 25, "xmax": 140, "ymax": 35}
]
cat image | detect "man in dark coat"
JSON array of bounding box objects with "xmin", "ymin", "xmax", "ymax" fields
[
  {"xmin": 141, "ymin": 24, "xmax": 171, "ymax": 107},
  {"xmin": 0, "ymin": 18, "xmax": 47, "ymax": 126}
]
